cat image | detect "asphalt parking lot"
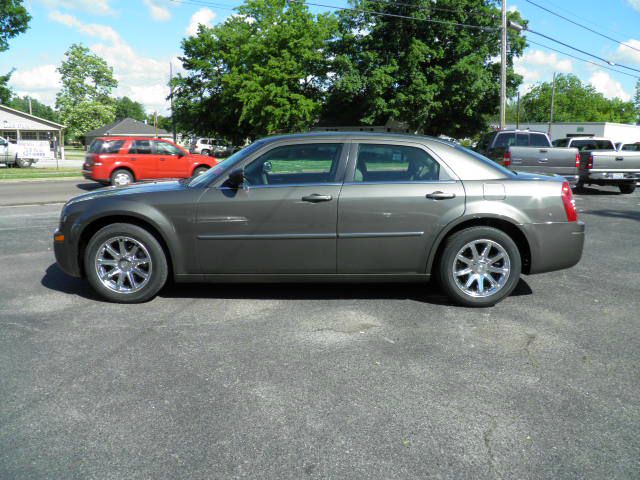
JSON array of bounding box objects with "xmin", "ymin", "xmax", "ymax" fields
[{"xmin": 0, "ymin": 181, "xmax": 639, "ymax": 479}]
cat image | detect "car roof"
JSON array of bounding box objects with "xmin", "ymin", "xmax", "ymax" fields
[
  {"xmin": 255, "ymin": 131, "xmax": 457, "ymax": 148},
  {"xmin": 94, "ymin": 136, "xmax": 174, "ymax": 141}
]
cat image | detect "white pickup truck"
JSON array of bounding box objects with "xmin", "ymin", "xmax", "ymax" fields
[
  {"xmin": 556, "ymin": 137, "xmax": 640, "ymax": 194},
  {"xmin": 0, "ymin": 136, "xmax": 38, "ymax": 168}
]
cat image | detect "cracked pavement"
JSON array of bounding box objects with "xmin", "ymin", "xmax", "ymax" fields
[{"xmin": 0, "ymin": 183, "xmax": 639, "ymax": 479}]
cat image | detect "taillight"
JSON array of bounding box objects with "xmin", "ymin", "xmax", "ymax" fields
[
  {"xmin": 586, "ymin": 154, "xmax": 593, "ymax": 169},
  {"xmin": 503, "ymin": 151, "xmax": 511, "ymax": 167},
  {"xmin": 575, "ymin": 152, "xmax": 580, "ymax": 169},
  {"xmin": 561, "ymin": 181, "xmax": 578, "ymax": 222}
]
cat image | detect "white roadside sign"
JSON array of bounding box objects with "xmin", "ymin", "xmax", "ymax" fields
[{"xmin": 18, "ymin": 140, "xmax": 54, "ymax": 160}]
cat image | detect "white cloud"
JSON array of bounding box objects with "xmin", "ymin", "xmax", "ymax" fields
[
  {"xmin": 508, "ymin": 5, "xmax": 518, "ymax": 13},
  {"xmin": 9, "ymin": 65, "xmax": 62, "ymax": 106},
  {"xmin": 514, "ymin": 49, "xmax": 573, "ymax": 93},
  {"xmin": 143, "ymin": 0, "xmax": 171, "ymax": 21},
  {"xmin": 613, "ymin": 38, "xmax": 640, "ymax": 65},
  {"xmin": 589, "ymin": 71, "xmax": 631, "ymax": 101},
  {"xmin": 46, "ymin": 11, "xmax": 175, "ymax": 113},
  {"xmin": 627, "ymin": 0, "xmax": 640, "ymax": 12},
  {"xmin": 49, "ymin": 10, "xmax": 120, "ymax": 43},
  {"xmin": 36, "ymin": 0, "xmax": 114, "ymax": 15},
  {"xmin": 186, "ymin": 8, "xmax": 216, "ymax": 36}
]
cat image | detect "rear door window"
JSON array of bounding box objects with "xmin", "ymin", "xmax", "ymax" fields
[
  {"xmin": 129, "ymin": 140, "xmax": 152, "ymax": 154},
  {"xmin": 153, "ymin": 141, "xmax": 183, "ymax": 155},
  {"xmin": 353, "ymin": 144, "xmax": 444, "ymax": 182},
  {"xmin": 622, "ymin": 143, "xmax": 640, "ymax": 151},
  {"xmin": 493, "ymin": 132, "xmax": 515, "ymax": 148}
]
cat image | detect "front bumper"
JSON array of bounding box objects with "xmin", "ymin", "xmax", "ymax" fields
[
  {"xmin": 53, "ymin": 229, "xmax": 82, "ymax": 278},
  {"xmin": 523, "ymin": 220, "xmax": 586, "ymax": 275}
]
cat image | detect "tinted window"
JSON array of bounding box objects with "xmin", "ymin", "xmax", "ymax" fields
[
  {"xmin": 530, "ymin": 134, "xmax": 549, "ymax": 147},
  {"xmin": 244, "ymin": 143, "xmax": 343, "ymax": 186},
  {"xmin": 493, "ymin": 132, "xmax": 515, "ymax": 148},
  {"xmin": 154, "ymin": 141, "xmax": 182, "ymax": 155},
  {"xmin": 200, "ymin": 139, "xmax": 209, "ymax": 144},
  {"xmin": 570, "ymin": 140, "xmax": 615, "ymax": 151},
  {"xmin": 129, "ymin": 140, "xmax": 152, "ymax": 154},
  {"xmin": 516, "ymin": 133, "xmax": 529, "ymax": 146},
  {"xmin": 622, "ymin": 143, "xmax": 640, "ymax": 151},
  {"xmin": 88, "ymin": 139, "xmax": 124, "ymax": 154},
  {"xmin": 552, "ymin": 138, "xmax": 568, "ymax": 147},
  {"xmin": 354, "ymin": 144, "xmax": 441, "ymax": 182}
]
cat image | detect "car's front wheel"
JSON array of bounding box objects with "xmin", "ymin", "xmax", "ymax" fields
[
  {"xmin": 438, "ymin": 226, "xmax": 521, "ymax": 307},
  {"xmin": 85, "ymin": 223, "xmax": 168, "ymax": 303}
]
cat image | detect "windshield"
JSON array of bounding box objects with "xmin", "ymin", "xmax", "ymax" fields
[{"xmin": 188, "ymin": 141, "xmax": 265, "ymax": 187}]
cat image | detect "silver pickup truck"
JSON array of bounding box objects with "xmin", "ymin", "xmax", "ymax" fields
[
  {"xmin": 554, "ymin": 137, "xmax": 640, "ymax": 193},
  {"xmin": 506, "ymin": 145, "xmax": 580, "ymax": 186}
]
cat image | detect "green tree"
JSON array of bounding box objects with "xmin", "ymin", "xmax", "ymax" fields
[
  {"xmin": 520, "ymin": 74, "xmax": 636, "ymax": 124},
  {"xmin": 173, "ymin": 0, "xmax": 337, "ymax": 141},
  {"xmin": 0, "ymin": 70, "xmax": 13, "ymax": 104},
  {"xmin": 56, "ymin": 44, "xmax": 118, "ymax": 142},
  {"xmin": 8, "ymin": 95, "xmax": 60, "ymax": 122},
  {"xmin": 114, "ymin": 96, "xmax": 146, "ymax": 121},
  {"xmin": 0, "ymin": 0, "xmax": 31, "ymax": 52},
  {"xmin": 322, "ymin": 0, "xmax": 527, "ymax": 137},
  {"xmin": 634, "ymin": 79, "xmax": 640, "ymax": 124}
]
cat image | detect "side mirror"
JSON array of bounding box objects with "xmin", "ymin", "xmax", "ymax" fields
[{"xmin": 227, "ymin": 168, "xmax": 246, "ymax": 188}]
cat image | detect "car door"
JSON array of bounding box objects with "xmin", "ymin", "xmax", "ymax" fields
[
  {"xmin": 337, "ymin": 141, "xmax": 465, "ymax": 274},
  {"xmin": 127, "ymin": 140, "xmax": 156, "ymax": 180},
  {"xmin": 153, "ymin": 140, "xmax": 189, "ymax": 178},
  {"xmin": 195, "ymin": 141, "xmax": 348, "ymax": 274}
]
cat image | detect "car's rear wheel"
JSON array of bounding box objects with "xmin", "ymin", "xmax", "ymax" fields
[
  {"xmin": 193, "ymin": 166, "xmax": 209, "ymax": 176},
  {"xmin": 111, "ymin": 169, "xmax": 134, "ymax": 187},
  {"xmin": 619, "ymin": 182, "xmax": 636, "ymax": 194},
  {"xmin": 438, "ymin": 226, "xmax": 521, "ymax": 307},
  {"xmin": 201, "ymin": 149, "xmax": 210, "ymax": 156},
  {"xmin": 85, "ymin": 223, "xmax": 168, "ymax": 303}
]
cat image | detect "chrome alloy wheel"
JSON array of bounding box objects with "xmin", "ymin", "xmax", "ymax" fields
[
  {"xmin": 94, "ymin": 236, "xmax": 153, "ymax": 294},
  {"xmin": 113, "ymin": 172, "xmax": 132, "ymax": 186},
  {"xmin": 452, "ymin": 239, "xmax": 511, "ymax": 298}
]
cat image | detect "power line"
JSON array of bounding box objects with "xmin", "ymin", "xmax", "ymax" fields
[
  {"xmin": 524, "ymin": 0, "xmax": 640, "ymax": 54},
  {"xmin": 295, "ymin": 0, "xmax": 498, "ymax": 31},
  {"xmin": 525, "ymin": 27, "xmax": 640, "ymax": 75},
  {"xmin": 525, "ymin": 38, "xmax": 640, "ymax": 80}
]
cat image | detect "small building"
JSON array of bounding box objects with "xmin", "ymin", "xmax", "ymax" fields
[
  {"xmin": 84, "ymin": 118, "xmax": 172, "ymax": 146},
  {"xmin": 0, "ymin": 104, "xmax": 65, "ymax": 159},
  {"xmin": 506, "ymin": 122, "xmax": 640, "ymax": 144}
]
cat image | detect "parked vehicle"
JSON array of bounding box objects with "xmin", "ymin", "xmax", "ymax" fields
[
  {"xmin": 189, "ymin": 137, "xmax": 216, "ymax": 155},
  {"xmin": 82, "ymin": 137, "xmax": 218, "ymax": 186},
  {"xmin": 475, "ymin": 130, "xmax": 553, "ymax": 162},
  {"xmin": 56, "ymin": 133, "xmax": 585, "ymax": 307},
  {"xmin": 579, "ymin": 149, "xmax": 640, "ymax": 193},
  {"xmin": 0, "ymin": 136, "xmax": 38, "ymax": 168},
  {"xmin": 476, "ymin": 130, "xmax": 581, "ymax": 185},
  {"xmin": 616, "ymin": 142, "xmax": 640, "ymax": 152},
  {"xmin": 552, "ymin": 137, "xmax": 616, "ymax": 151}
]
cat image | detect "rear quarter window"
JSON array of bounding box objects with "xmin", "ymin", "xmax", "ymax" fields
[{"xmin": 88, "ymin": 139, "xmax": 124, "ymax": 154}]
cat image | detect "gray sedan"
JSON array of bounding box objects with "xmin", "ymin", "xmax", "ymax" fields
[{"xmin": 54, "ymin": 133, "xmax": 585, "ymax": 307}]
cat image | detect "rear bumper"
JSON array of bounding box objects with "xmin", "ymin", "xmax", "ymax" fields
[
  {"xmin": 523, "ymin": 221, "xmax": 585, "ymax": 275},
  {"xmin": 581, "ymin": 171, "xmax": 640, "ymax": 183}
]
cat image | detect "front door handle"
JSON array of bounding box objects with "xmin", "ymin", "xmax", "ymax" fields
[
  {"xmin": 426, "ymin": 191, "xmax": 456, "ymax": 200},
  {"xmin": 302, "ymin": 194, "xmax": 333, "ymax": 203},
  {"xmin": 615, "ymin": 156, "xmax": 624, "ymax": 161}
]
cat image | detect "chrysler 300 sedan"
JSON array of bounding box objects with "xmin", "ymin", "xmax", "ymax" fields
[{"xmin": 54, "ymin": 133, "xmax": 585, "ymax": 307}]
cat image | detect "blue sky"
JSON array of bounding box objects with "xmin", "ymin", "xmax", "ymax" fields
[{"xmin": 2, "ymin": 0, "xmax": 640, "ymax": 114}]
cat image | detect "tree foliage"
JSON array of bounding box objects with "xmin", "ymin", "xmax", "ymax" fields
[
  {"xmin": 56, "ymin": 44, "xmax": 118, "ymax": 141},
  {"xmin": 519, "ymin": 74, "xmax": 637, "ymax": 124},
  {"xmin": 324, "ymin": 0, "xmax": 526, "ymax": 136},
  {"xmin": 8, "ymin": 95, "xmax": 60, "ymax": 122},
  {"xmin": 0, "ymin": 70, "xmax": 13, "ymax": 105},
  {"xmin": 173, "ymin": 0, "xmax": 337, "ymax": 141},
  {"xmin": 115, "ymin": 96, "xmax": 146, "ymax": 121},
  {"xmin": 0, "ymin": 0, "xmax": 31, "ymax": 52}
]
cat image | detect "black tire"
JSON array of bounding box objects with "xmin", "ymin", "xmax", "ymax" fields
[
  {"xmin": 16, "ymin": 157, "xmax": 32, "ymax": 168},
  {"xmin": 438, "ymin": 226, "xmax": 522, "ymax": 308},
  {"xmin": 193, "ymin": 166, "xmax": 209, "ymax": 176},
  {"xmin": 619, "ymin": 183, "xmax": 636, "ymax": 194},
  {"xmin": 201, "ymin": 149, "xmax": 210, "ymax": 156},
  {"xmin": 110, "ymin": 168, "xmax": 134, "ymax": 187},
  {"xmin": 84, "ymin": 223, "xmax": 168, "ymax": 303}
]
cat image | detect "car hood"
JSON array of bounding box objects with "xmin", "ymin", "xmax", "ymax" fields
[{"xmin": 66, "ymin": 180, "xmax": 187, "ymax": 206}]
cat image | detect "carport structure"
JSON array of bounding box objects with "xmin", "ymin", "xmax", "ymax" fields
[{"xmin": 0, "ymin": 104, "xmax": 65, "ymax": 159}]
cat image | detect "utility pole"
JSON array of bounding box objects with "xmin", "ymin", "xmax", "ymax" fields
[
  {"xmin": 169, "ymin": 62, "xmax": 177, "ymax": 143},
  {"xmin": 516, "ymin": 91, "xmax": 520, "ymax": 129},
  {"xmin": 549, "ymin": 72, "xmax": 556, "ymax": 135},
  {"xmin": 500, "ymin": 0, "xmax": 507, "ymax": 130},
  {"xmin": 28, "ymin": 97, "xmax": 32, "ymax": 115}
]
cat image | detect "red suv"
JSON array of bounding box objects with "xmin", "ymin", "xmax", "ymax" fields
[{"xmin": 83, "ymin": 137, "xmax": 218, "ymax": 186}]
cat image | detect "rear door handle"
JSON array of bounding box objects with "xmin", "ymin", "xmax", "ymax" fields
[
  {"xmin": 615, "ymin": 156, "xmax": 624, "ymax": 161},
  {"xmin": 130, "ymin": 157, "xmax": 137, "ymax": 161},
  {"xmin": 539, "ymin": 149, "xmax": 548, "ymax": 153},
  {"xmin": 301, "ymin": 194, "xmax": 333, "ymax": 203},
  {"xmin": 426, "ymin": 191, "xmax": 456, "ymax": 200}
]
